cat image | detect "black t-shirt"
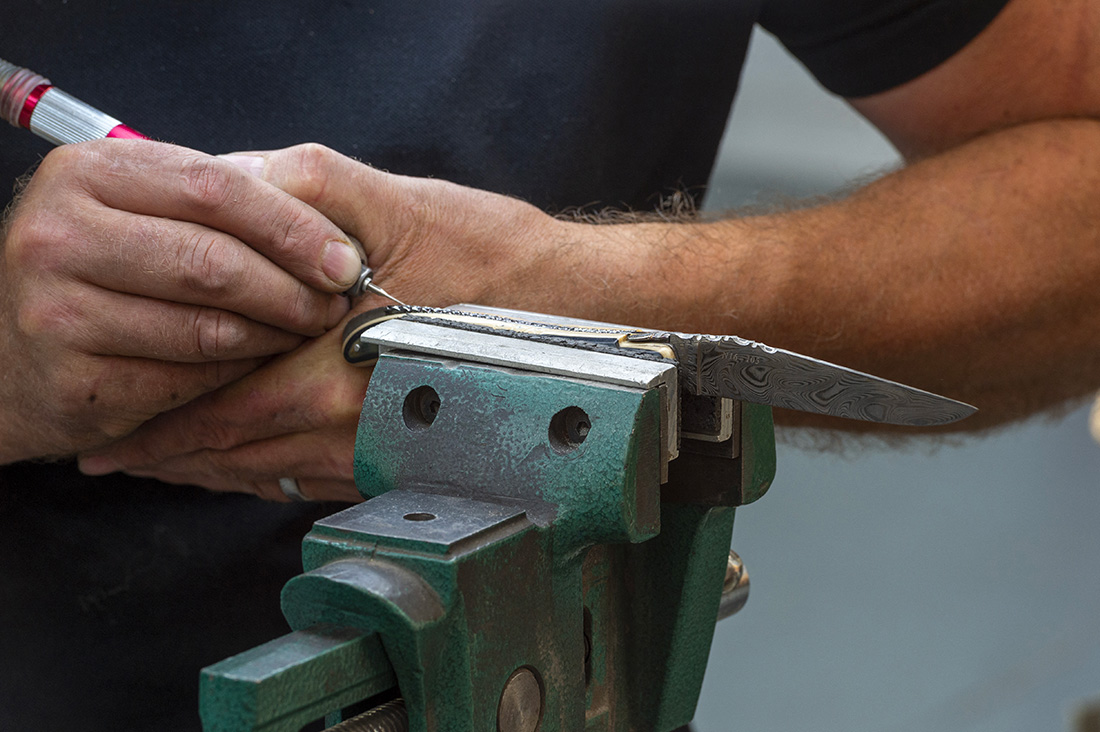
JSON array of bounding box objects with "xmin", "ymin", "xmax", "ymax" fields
[{"xmin": 0, "ymin": 1, "xmax": 1008, "ymax": 729}]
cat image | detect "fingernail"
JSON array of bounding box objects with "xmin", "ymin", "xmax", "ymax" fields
[
  {"xmin": 78, "ymin": 455, "xmax": 118, "ymax": 476},
  {"xmin": 218, "ymin": 153, "xmax": 266, "ymax": 178},
  {"xmin": 322, "ymin": 240, "xmax": 363, "ymax": 288},
  {"xmin": 326, "ymin": 293, "xmax": 352, "ymax": 328}
]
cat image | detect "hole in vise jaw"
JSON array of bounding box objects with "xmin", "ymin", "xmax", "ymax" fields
[
  {"xmin": 403, "ymin": 512, "xmax": 437, "ymax": 522},
  {"xmin": 403, "ymin": 385, "xmax": 441, "ymax": 430},
  {"xmin": 549, "ymin": 406, "xmax": 591, "ymax": 454}
]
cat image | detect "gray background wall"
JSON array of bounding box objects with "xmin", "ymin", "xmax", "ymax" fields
[{"xmin": 693, "ymin": 30, "xmax": 1100, "ymax": 732}]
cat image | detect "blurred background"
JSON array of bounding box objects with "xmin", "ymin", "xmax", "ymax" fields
[{"xmin": 694, "ymin": 29, "xmax": 1100, "ymax": 732}]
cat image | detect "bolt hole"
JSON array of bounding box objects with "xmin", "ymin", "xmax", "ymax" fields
[
  {"xmin": 403, "ymin": 512, "xmax": 436, "ymax": 522},
  {"xmin": 403, "ymin": 385, "xmax": 441, "ymax": 430},
  {"xmin": 549, "ymin": 406, "xmax": 591, "ymax": 454}
]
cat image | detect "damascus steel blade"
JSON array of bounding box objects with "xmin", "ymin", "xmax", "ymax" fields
[
  {"xmin": 346, "ymin": 305, "xmax": 976, "ymax": 426},
  {"xmin": 643, "ymin": 332, "xmax": 976, "ymax": 426}
]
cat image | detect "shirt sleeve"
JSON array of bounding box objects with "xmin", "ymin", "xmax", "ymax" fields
[{"xmin": 757, "ymin": 0, "xmax": 1012, "ymax": 98}]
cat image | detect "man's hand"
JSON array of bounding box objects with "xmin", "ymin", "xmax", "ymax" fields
[
  {"xmin": 216, "ymin": 145, "xmax": 655, "ymax": 321},
  {"xmin": 77, "ymin": 143, "xmax": 637, "ymax": 499},
  {"xmin": 80, "ymin": 325, "xmax": 367, "ymax": 502},
  {"xmin": 0, "ymin": 139, "xmax": 364, "ymax": 463},
  {"xmin": 82, "ymin": 52, "xmax": 1100, "ymax": 495}
]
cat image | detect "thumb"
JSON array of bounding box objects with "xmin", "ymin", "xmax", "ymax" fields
[{"xmin": 219, "ymin": 144, "xmax": 408, "ymax": 265}]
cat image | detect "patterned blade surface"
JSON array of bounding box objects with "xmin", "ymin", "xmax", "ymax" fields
[
  {"xmin": 347, "ymin": 305, "xmax": 976, "ymax": 426},
  {"xmin": 646, "ymin": 333, "xmax": 976, "ymax": 426}
]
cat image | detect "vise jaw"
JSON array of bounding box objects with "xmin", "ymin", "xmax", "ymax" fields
[{"xmin": 200, "ymin": 306, "xmax": 776, "ymax": 732}]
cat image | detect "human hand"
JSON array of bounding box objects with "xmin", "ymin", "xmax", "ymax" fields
[
  {"xmin": 215, "ymin": 144, "xmax": 663, "ymax": 320},
  {"xmin": 78, "ymin": 143, "xmax": 665, "ymax": 499},
  {"xmin": 0, "ymin": 139, "xmax": 364, "ymax": 464},
  {"xmin": 80, "ymin": 324, "xmax": 367, "ymax": 502}
]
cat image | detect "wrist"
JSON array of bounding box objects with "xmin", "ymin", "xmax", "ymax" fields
[
  {"xmin": 549, "ymin": 215, "xmax": 785, "ymax": 336},
  {"xmin": 540, "ymin": 218, "xmax": 666, "ymax": 325}
]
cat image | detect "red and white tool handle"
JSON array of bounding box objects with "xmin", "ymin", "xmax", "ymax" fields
[
  {"xmin": 0, "ymin": 57, "xmax": 147, "ymax": 144},
  {"xmin": 0, "ymin": 57, "xmax": 386, "ymax": 301}
]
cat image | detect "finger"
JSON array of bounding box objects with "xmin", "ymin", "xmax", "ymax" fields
[
  {"xmin": 67, "ymin": 212, "xmax": 350, "ymax": 334},
  {"xmin": 60, "ymin": 355, "xmax": 264, "ymax": 444},
  {"xmin": 61, "ymin": 139, "xmax": 365, "ymax": 292},
  {"xmin": 164, "ymin": 430, "xmax": 356, "ymax": 483},
  {"xmin": 221, "ymin": 144, "xmax": 410, "ymax": 259},
  {"xmin": 229, "ymin": 146, "xmax": 431, "ymax": 310},
  {"xmin": 80, "ymin": 335, "xmax": 370, "ymax": 470},
  {"xmin": 48, "ymin": 288, "xmax": 306, "ymax": 361},
  {"xmin": 125, "ymin": 466, "xmax": 361, "ymax": 504},
  {"xmin": 108, "ymin": 432, "xmax": 360, "ymax": 504},
  {"xmin": 230, "ymin": 144, "xmax": 535, "ymax": 310}
]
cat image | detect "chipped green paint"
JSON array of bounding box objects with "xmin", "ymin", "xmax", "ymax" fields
[
  {"xmin": 354, "ymin": 353, "xmax": 661, "ymax": 552},
  {"xmin": 739, "ymin": 403, "xmax": 776, "ymax": 505},
  {"xmin": 199, "ymin": 626, "xmax": 395, "ymax": 732}
]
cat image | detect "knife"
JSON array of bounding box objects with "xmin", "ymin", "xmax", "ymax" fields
[{"xmin": 342, "ymin": 305, "xmax": 976, "ymax": 427}]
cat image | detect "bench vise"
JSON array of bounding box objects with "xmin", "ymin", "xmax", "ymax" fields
[{"xmin": 199, "ymin": 305, "xmax": 972, "ymax": 732}]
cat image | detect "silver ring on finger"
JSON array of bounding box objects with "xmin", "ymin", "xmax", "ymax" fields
[{"xmin": 278, "ymin": 476, "xmax": 307, "ymax": 502}]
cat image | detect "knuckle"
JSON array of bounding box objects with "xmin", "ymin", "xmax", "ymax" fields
[
  {"xmin": 15, "ymin": 293, "xmax": 75, "ymax": 339},
  {"xmin": 281, "ymin": 282, "xmax": 324, "ymax": 333},
  {"xmin": 4, "ymin": 205, "xmax": 73, "ymax": 272},
  {"xmin": 270, "ymin": 198, "xmax": 318, "ymax": 255},
  {"xmin": 47, "ymin": 143, "xmax": 115, "ymax": 195},
  {"xmin": 97, "ymin": 414, "xmax": 142, "ymax": 441},
  {"xmin": 177, "ymin": 155, "xmax": 238, "ymax": 212},
  {"xmin": 190, "ymin": 307, "xmax": 248, "ymax": 360},
  {"xmin": 3, "ymin": 212, "xmax": 41, "ymax": 269},
  {"xmin": 176, "ymin": 229, "xmax": 237, "ymax": 295},
  {"xmin": 37, "ymin": 143, "xmax": 82, "ymax": 177},
  {"xmin": 290, "ymin": 143, "xmax": 336, "ymax": 203}
]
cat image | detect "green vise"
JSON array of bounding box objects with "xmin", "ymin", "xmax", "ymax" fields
[{"xmin": 200, "ymin": 308, "xmax": 776, "ymax": 732}]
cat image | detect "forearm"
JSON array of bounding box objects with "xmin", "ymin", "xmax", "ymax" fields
[{"xmin": 574, "ymin": 118, "xmax": 1100, "ymax": 430}]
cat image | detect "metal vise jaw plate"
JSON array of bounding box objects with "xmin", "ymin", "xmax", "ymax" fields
[{"xmin": 358, "ymin": 317, "xmax": 680, "ymax": 480}]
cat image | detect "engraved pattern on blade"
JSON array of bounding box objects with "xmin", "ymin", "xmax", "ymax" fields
[{"xmin": 668, "ymin": 333, "xmax": 976, "ymax": 426}]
